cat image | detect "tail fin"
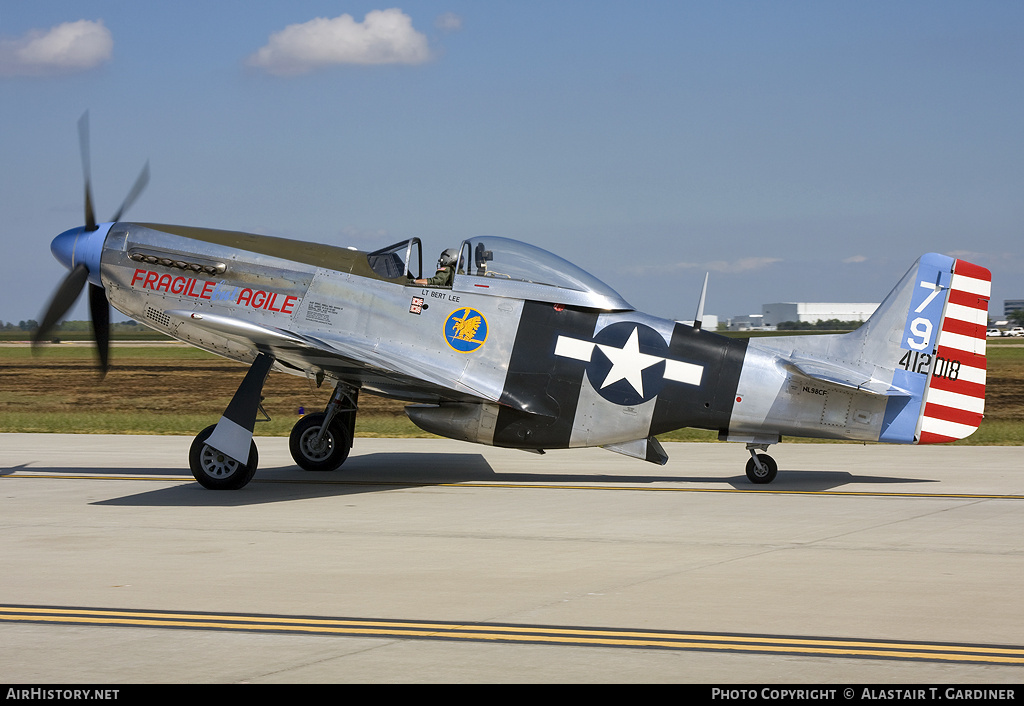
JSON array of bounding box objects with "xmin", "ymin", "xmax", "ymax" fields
[
  {"xmin": 872, "ymin": 253, "xmax": 991, "ymax": 444},
  {"xmin": 745, "ymin": 253, "xmax": 990, "ymax": 446}
]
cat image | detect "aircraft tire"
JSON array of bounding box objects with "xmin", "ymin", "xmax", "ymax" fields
[
  {"xmin": 189, "ymin": 424, "xmax": 259, "ymax": 490},
  {"xmin": 289, "ymin": 413, "xmax": 352, "ymax": 472},
  {"xmin": 745, "ymin": 453, "xmax": 778, "ymax": 484}
]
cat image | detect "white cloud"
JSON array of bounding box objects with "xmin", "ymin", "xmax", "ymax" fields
[
  {"xmin": 944, "ymin": 250, "xmax": 990, "ymax": 263},
  {"xmin": 247, "ymin": 9, "xmax": 432, "ymax": 76},
  {"xmin": 0, "ymin": 20, "xmax": 112, "ymax": 77},
  {"xmin": 627, "ymin": 257, "xmax": 782, "ymax": 276},
  {"xmin": 435, "ymin": 13, "xmax": 463, "ymax": 32},
  {"xmin": 713, "ymin": 257, "xmax": 783, "ymax": 273},
  {"xmin": 843, "ymin": 255, "xmax": 868, "ymax": 264}
]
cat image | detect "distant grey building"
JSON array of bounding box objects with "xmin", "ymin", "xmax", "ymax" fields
[
  {"xmin": 1006, "ymin": 300, "xmax": 1024, "ymax": 318},
  {"xmin": 761, "ymin": 302, "xmax": 879, "ymax": 326},
  {"xmin": 727, "ymin": 314, "xmax": 775, "ymax": 332}
]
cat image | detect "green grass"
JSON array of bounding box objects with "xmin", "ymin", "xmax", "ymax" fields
[
  {"xmin": 946, "ymin": 420, "xmax": 1024, "ymax": 445},
  {"xmin": 3, "ymin": 339, "xmax": 1021, "ymax": 443},
  {"xmin": 0, "ymin": 412, "xmax": 221, "ymax": 436},
  {"xmin": 0, "ymin": 412, "xmax": 435, "ymax": 438},
  {"xmin": 0, "ymin": 343, "xmax": 210, "ymax": 361},
  {"xmin": 0, "ymin": 322, "xmax": 173, "ymax": 342}
]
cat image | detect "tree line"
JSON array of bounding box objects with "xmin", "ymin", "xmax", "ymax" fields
[
  {"xmin": 0, "ymin": 320, "xmax": 144, "ymax": 333},
  {"xmin": 775, "ymin": 319, "xmax": 867, "ymax": 331}
]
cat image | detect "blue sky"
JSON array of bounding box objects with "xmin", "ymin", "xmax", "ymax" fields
[{"xmin": 2, "ymin": 1, "xmax": 1022, "ymax": 325}]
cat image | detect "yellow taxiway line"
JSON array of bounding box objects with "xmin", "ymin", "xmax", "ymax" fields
[{"xmin": 1, "ymin": 605, "xmax": 1022, "ymax": 665}]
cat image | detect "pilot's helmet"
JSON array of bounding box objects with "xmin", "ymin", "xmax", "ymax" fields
[{"xmin": 438, "ymin": 248, "xmax": 459, "ymax": 268}]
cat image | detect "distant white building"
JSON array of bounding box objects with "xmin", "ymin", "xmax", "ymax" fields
[
  {"xmin": 727, "ymin": 314, "xmax": 775, "ymax": 332},
  {"xmin": 761, "ymin": 302, "xmax": 879, "ymax": 326}
]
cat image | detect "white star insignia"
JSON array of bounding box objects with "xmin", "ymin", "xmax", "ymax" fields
[
  {"xmin": 554, "ymin": 327, "xmax": 704, "ymax": 398},
  {"xmin": 595, "ymin": 327, "xmax": 663, "ymax": 397}
]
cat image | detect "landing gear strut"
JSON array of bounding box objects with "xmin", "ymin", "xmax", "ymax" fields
[
  {"xmin": 189, "ymin": 353, "xmax": 273, "ymax": 490},
  {"xmin": 745, "ymin": 444, "xmax": 778, "ymax": 484},
  {"xmin": 289, "ymin": 383, "xmax": 358, "ymax": 472}
]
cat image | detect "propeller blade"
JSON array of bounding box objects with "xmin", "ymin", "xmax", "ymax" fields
[
  {"xmin": 33, "ymin": 263, "xmax": 88, "ymax": 346},
  {"xmin": 84, "ymin": 181, "xmax": 97, "ymax": 232},
  {"xmin": 88, "ymin": 283, "xmax": 111, "ymax": 376},
  {"xmin": 78, "ymin": 112, "xmax": 97, "ymax": 231},
  {"xmin": 47, "ymin": 114, "xmax": 141, "ymax": 374},
  {"xmin": 110, "ymin": 160, "xmax": 150, "ymax": 223}
]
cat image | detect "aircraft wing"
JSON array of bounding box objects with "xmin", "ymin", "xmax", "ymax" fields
[{"xmin": 166, "ymin": 309, "xmax": 503, "ymax": 406}]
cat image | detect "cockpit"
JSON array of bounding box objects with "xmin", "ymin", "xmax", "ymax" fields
[
  {"xmin": 367, "ymin": 236, "xmax": 633, "ymax": 311},
  {"xmin": 367, "ymin": 238, "xmax": 422, "ymax": 280}
]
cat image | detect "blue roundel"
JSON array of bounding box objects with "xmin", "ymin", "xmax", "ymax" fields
[
  {"xmin": 585, "ymin": 322, "xmax": 669, "ymax": 406},
  {"xmin": 445, "ymin": 308, "xmax": 488, "ymax": 353}
]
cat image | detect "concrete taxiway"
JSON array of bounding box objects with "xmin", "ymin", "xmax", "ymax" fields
[{"xmin": 1, "ymin": 433, "xmax": 1023, "ymax": 683}]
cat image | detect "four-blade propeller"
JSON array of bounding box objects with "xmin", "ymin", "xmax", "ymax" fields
[{"xmin": 32, "ymin": 112, "xmax": 149, "ymax": 377}]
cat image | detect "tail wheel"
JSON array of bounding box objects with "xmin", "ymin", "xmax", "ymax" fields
[
  {"xmin": 189, "ymin": 424, "xmax": 258, "ymax": 490},
  {"xmin": 290, "ymin": 412, "xmax": 352, "ymax": 472},
  {"xmin": 745, "ymin": 453, "xmax": 778, "ymax": 484}
]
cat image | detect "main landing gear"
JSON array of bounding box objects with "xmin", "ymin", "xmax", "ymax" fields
[
  {"xmin": 745, "ymin": 444, "xmax": 778, "ymax": 484},
  {"xmin": 289, "ymin": 384, "xmax": 357, "ymax": 472},
  {"xmin": 189, "ymin": 353, "xmax": 273, "ymax": 490}
]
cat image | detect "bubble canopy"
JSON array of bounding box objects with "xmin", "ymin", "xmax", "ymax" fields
[{"xmin": 451, "ymin": 236, "xmax": 634, "ymax": 311}]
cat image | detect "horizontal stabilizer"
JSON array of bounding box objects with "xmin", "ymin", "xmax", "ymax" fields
[
  {"xmin": 782, "ymin": 358, "xmax": 912, "ymax": 397},
  {"xmin": 747, "ymin": 253, "xmax": 990, "ymax": 447}
]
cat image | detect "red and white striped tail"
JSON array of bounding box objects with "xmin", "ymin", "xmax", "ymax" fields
[{"xmin": 918, "ymin": 259, "xmax": 991, "ymax": 444}]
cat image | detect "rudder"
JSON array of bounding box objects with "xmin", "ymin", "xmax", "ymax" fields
[{"xmin": 916, "ymin": 258, "xmax": 991, "ymax": 443}]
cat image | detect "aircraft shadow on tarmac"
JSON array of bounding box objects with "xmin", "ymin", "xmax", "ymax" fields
[{"xmin": 22, "ymin": 450, "xmax": 939, "ymax": 507}]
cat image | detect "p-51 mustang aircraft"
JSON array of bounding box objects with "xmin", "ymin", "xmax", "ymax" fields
[{"xmin": 35, "ymin": 116, "xmax": 991, "ymax": 489}]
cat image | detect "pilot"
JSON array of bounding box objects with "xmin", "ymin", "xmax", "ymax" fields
[{"xmin": 414, "ymin": 248, "xmax": 458, "ymax": 287}]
